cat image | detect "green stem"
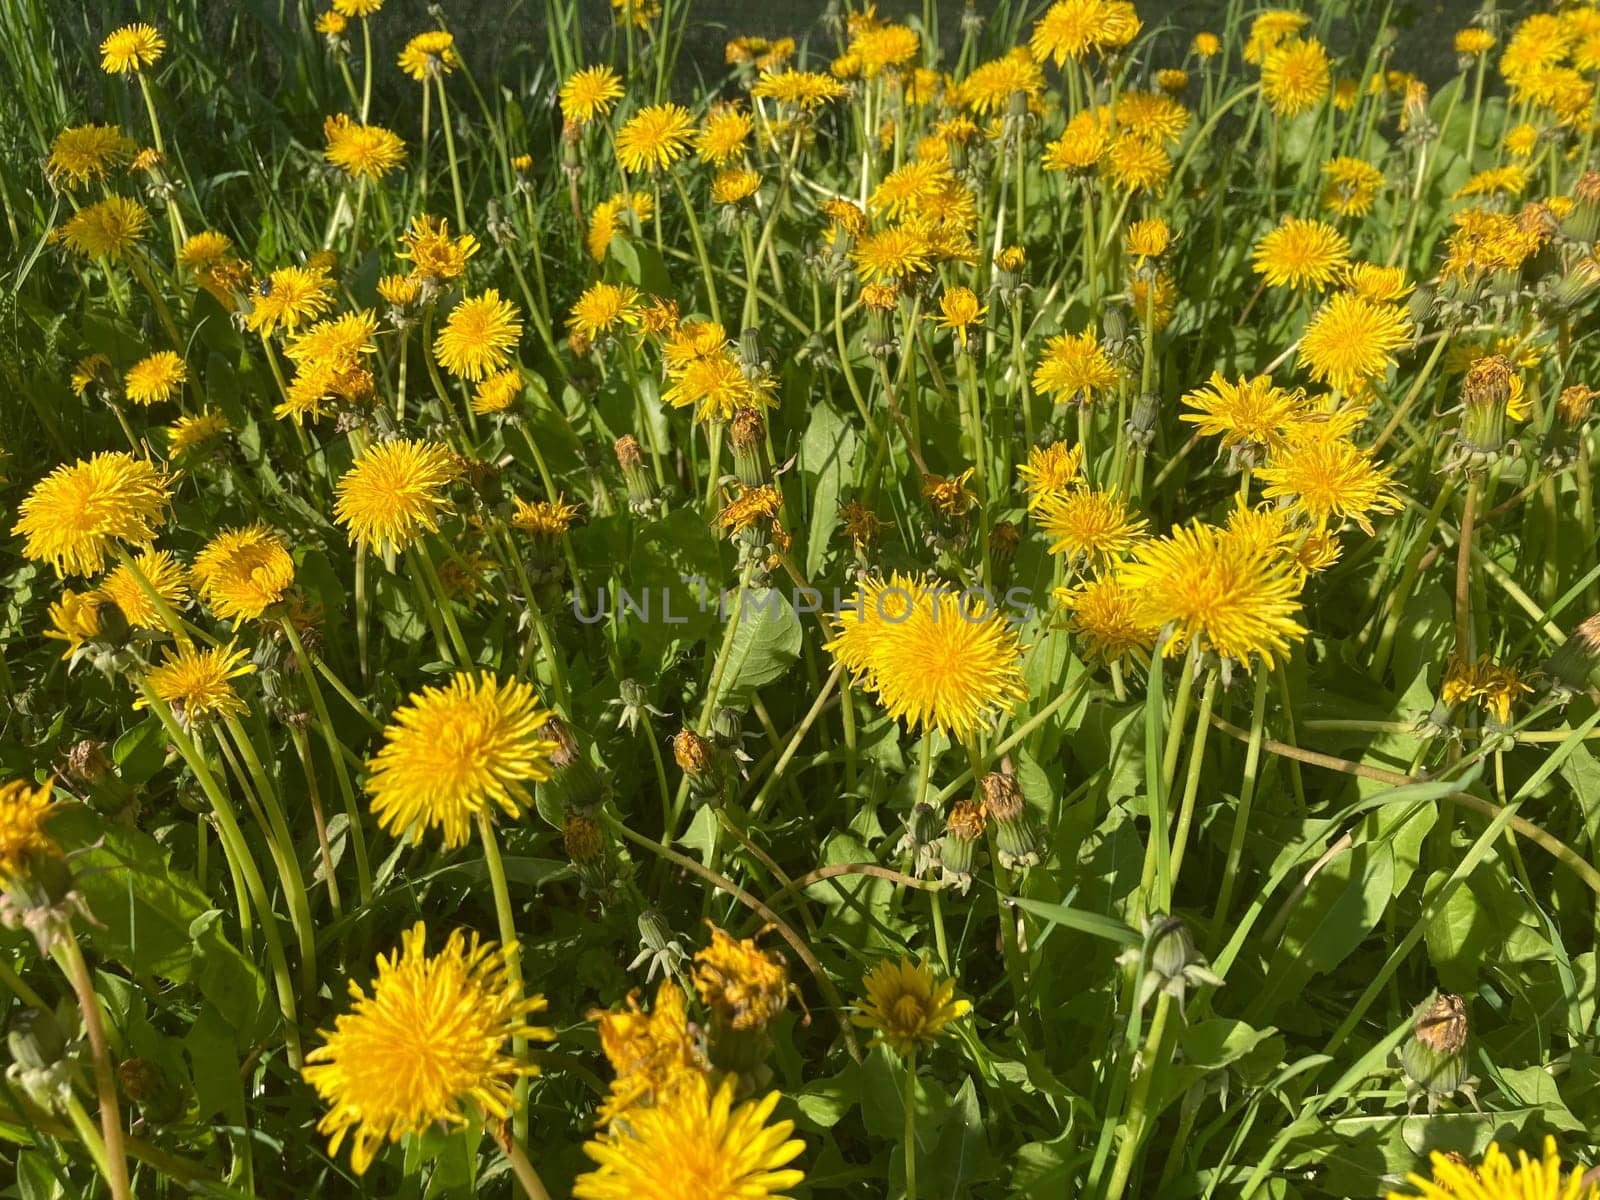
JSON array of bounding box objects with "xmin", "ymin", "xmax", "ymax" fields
[{"xmin": 57, "ymin": 927, "xmax": 130, "ymax": 1200}]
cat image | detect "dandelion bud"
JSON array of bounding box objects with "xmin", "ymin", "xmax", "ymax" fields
[
  {"xmin": 730, "ymin": 407, "xmax": 770, "ymax": 488},
  {"xmin": 1126, "ymin": 391, "xmax": 1161, "ymax": 450},
  {"xmin": 563, "ymin": 811, "xmax": 616, "ymax": 899},
  {"xmin": 862, "ymin": 282, "xmax": 901, "ymax": 360},
  {"xmin": 991, "ymin": 245, "xmax": 1027, "ymax": 306},
  {"xmin": 897, "ymin": 802, "xmax": 943, "ymax": 878},
  {"xmin": 1561, "ymin": 172, "xmax": 1600, "ymax": 245},
  {"xmin": 739, "ymin": 327, "xmax": 770, "ymax": 381},
  {"xmin": 672, "ymin": 728, "xmax": 726, "ymax": 804},
  {"xmin": 990, "ymin": 521, "xmax": 1020, "ymax": 577},
  {"xmin": 1455, "ymin": 354, "xmax": 1516, "ymax": 464},
  {"xmin": 940, "ymin": 799, "xmax": 986, "ymax": 893},
  {"xmin": 561, "ymin": 119, "xmax": 583, "ymax": 179},
  {"xmin": 1542, "ymin": 612, "xmax": 1600, "ymax": 700},
  {"xmin": 1406, "ymin": 282, "xmax": 1439, "ymax": 334},
  {"xmin": 614, "ymin": 435, "xmax": 662, "ymax": 517},
  {"xmin": 1121, "ymin": 914, "xmax": 1223, "ymax": 1012},
  {"xmin": 5, "ymin": 1008, "xmax": 75, "ymax": 1109},
  {"xmin": 630, "ymin": 908, "xmax": 689, "ymax": 981},
  {"xmin": 981, "ymin": 770, "xmax": 1042, "ymax": 869},
  {"xmin": 538, "ymin": 714, "xmax": 605, "ymax": 815},
  {"xmin": 1400, "ymin": 993, "xmax": 1470, "ymax": 1109}
]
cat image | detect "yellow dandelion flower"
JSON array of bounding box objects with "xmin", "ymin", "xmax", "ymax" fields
[
  {"xmin": 711, "ymin": 168, "xmax": 762, "ymax": 205},
  {"xmin": 434, "ymin": 290, "xmax": 522, "ymax": 380},
  {"xmin": 1115, "ymin": 89, "xmax": 1190, "ymax": 144},
  {"xmin": 1193, "ymin": 32, "xmax": 1221, "ymax": 58},
  {"xmin": 1059, "ymin": 573, "xmax": 1156, "ymax": 665},
  {"xmin": 1018, "ymin": 442, "xmax": 1084, "ymax": 510},
  {"xmin": 47, "ymin": 124, "xmax": 135, "ymax": 189},
  {"xmin": 1032, "ymin": 329, "xmax": 1119, "ymax": 405},
  {"xmin": 852, "ymin": 23, "xmax": 920, "ymax": 77},
  {"xmin": 397, "ymin": 30, "xmax": 459, "ymax": 81},
  {"xmin": 13, "ymin": 452, "xmax": 170, "ymax": 577},
  {"xmin": 1261, "ymin": 38, "xmax": 1331, "ymax": 118},
  {"xmin": 333, "ymin": 0, "xmax": 385, "ymax": 16},
  {"xmin": 1180, "ymin": 372, "xmax": 1306, "ymax": 457},
  {"xmin": 511, "ymin": 494, "xmax": 583, "ymax": 538},
  {"xmin": 1244, "ymin": 10, "xmax": 1310, "ymax": 64},
  {"xmin": 1042, "ymin": 110, "xmax": 1111, "ymax": 173},
  {"xmin": 851, "ymin": 957, "xmax": 970, "ymax": 1056},
  {"xmin": 1031, "ymin": 0, "xmax": 1141, "ymax": 66},
  {"xmin": 616, "ymin": 104, "xmax": 696, "ymax": 174},
  {"xmin": 1119, "ymin": 522, "xmax": 1306, "ymax": 668},
  {"xmin": 1257, "ymin": 426, "xmax": 1401, "ymax": 534},
  {"xmin": 59, "ymin": 196, "xmax": 149, "ymax": 261},
  {"xmin": 167, "ymin": 410, "xmax": 229, "ymax": 455},
  {"xmin": 590, "ymin": 979, "xmax": 704, "ymax": 1123},
  {"xmin": 138, "ymin": 642, "xmax": 255, "ymax": 724},
  {"xmin": 0, "ymin": 780, "xmax": 57, "ymax": 885},
  {"xmin": 190, "ymin": 525, "xmax": 294, "ymax": 621},
  {"xmin": 99, "ymin": 548, "xmax": 190, "ymax": 629},
  {"xmin": 1387, "ymin": 1137, "xmax": 1593, "ymax": 1200},
  {"xmin": 334, "ymin": 438, "xmax": 458, "ymax": 554},
  {"xmin": 693, "ymin": 925, "xmax": 790, "ymax": 1032},
  {"xmin": 961, "ymin": 49, "xmax": 1045, "ymax": 116},
  {"xmin": 44, "ymin": 590, "xmax": 109, "ymax": 659},
  {"xmin": 1343, "ymin": 262, "xmax": 1413, "ymax": 304},
  {"xmin": 1124, "ymin": 217, "xmax": 1171, "ymax": 261},
  {"xmin": 1504, "ymin": 122, "xmax": 1540, "ymax": 158},
  {"xmin": 471, "ymin": 369, "xmax": 522, "ymax": 414},
  {"xmin": 1036, "ymin": 487, "xmax": 1148, "ymax": 567},
  {"xmin": 245, "ymin": 264, "xmax": 336, "ymax": 335},
  {"xmin": 1453, "ymin": 165, "xmax": 1530, "ymax": 199},
  {"xmin": 322, "ymin": 114, "xmax": 406, "ymax": 180},
  {"xmin": 568, "ymin": 282, "xmax": 643, "ymax": 339},
  {"xmin": 825, "ymin": 571, "xmax": 926, "ymax": 680},
  {"xmin": 1454, "ymin": 28, "xmax": 1496, "ymax": 56},
  {"xmin": 749, "ymin": 70, "xmax": 848, "ymax": 110},
  {"xmin": 100, "ymin": 23, "xmax": 165, "ymax": 74},
  {"xmin": 303, "ymin": 922, "xmax": 551, "ymax": 1176},
  {"xmin": 397, "ymin": 214, "xmax": 479, "ymax": 283},
  {"xmin": 697, "ymin": 106, "xmax": 753, "ymax": 164},
  {"xmin": 931, "ymin": 286, "xmax": 986, "ymax": 346},
  {"xmin": 850, "ymin": 225, "xmax": 933, "ymax": 283},
  {"xmin": 1158, "ymin": 68, "xmax": 1190, "ymax": 94},
  {"xmin": 123, "ymin": 351, "xmax": 187, "ymax": 406},
  {"xmin": 573, "ymin": 1073, "xmax": 804, "ymax": 1200},
  {"xmin": 1102, "ymin": 132, "xmax": 1171, "ymax": 194},
  {"xmin": 1321, "ymin": 156, "xmax": 1385, "ymax": 217},
  {"xmin": 377, "ymin": 273, "xmax": 422, "ymax": 307},
  {"xmin": 71, "ymin": 353, "xmax": 112, "ymax": 397},
  {"xmin": 560, "ymin": 65, "xmax": 624, "ymax": 125},
  {"xmin": 364, "ymin": 674, "xmax": 558, "ymax": 848},
  {"xmin": 1252, "ymin": 216, "xmax": 1350, "ymax": 289},
  {"xmin": 1298, "ymin": 291, "xmax": 1411, "ymax": 395}
]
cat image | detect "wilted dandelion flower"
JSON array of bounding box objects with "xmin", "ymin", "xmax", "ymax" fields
[
  {"xmin": 1180, "ymin": 372, "xmax": 1306, "ymax": 458},
  {"xmin": 616, "ymin": 104, "xmax": 696, "ymax": 174},
  {"xmin": 560, "ymin": 65, "xmax": 624, "ymax": 125},
  {"xmin": 852, "ymin": 958, "xmax": 970, "ymax": 1056},
  {"xmin": 1298, "ymin": 292, "xmax": 1411, "ymax": 395},
  {"xmin": 750, "ymin": 70, "xmax": 848, "ymax": 109},
  {"xmin": 471, "ymin": 369, "xmax": 522, "ymax": 414},
  {"xmin": 1036, "ymin": 488, "xmax": 1147, "ymax": 567},
  {"xmin": 14, "ymin": 452, "xmax": 170, "ymax": 577},
  {"xmin": 1059, "ymin": 573, "xmax": 1156, "ymax": 665},
  {"xmin": 574, "ymin": 1073, "xmax": 804, "ymax": 1200},
  {"xmin": 1119, "ymin": 522, "xmax": 1306, "ymax": 668},
  {"xmin": 434, "ymin": 290, "xmax": 522, "ymax": 380},
  {"xmin": 334, "ymin": 439, "xmax": 457, "ymax": 554},
  {"xmin": 100, "ymin": 23, "xmax": 165, "ymax": 74},
  {"xmin": 1261, "ymin": 38, "xmax": 1331, "ymax": 117},
  {"xmin": 1252, "ymin": 217, "xmax": 1350, "ymax": 289},
  {"xmin": 1387, "ymin": 1137, "xmax": 1592, "ymax": 1200},
  {"xmin": 1032, "ymin": 329, "xmax": 1119, "ymax": 405},
  {"xmin": 1258, "ymin": 426, "xmax": 1400, "ymax": 533},
  {"xmin": 1321, "ymin": 157, "xmax": 1385, "ymax": 217},
  {"xmin": 123, "ymin": 351, "xmax": 187, "ymax": 406},
  {"xmin": 1018, "ymin": 442, "xmax": 1084, "ymax": 510},
  {"xmin": 590, "ymin": 979, "xmax": 703, "ymax": 1122},
  {"xmin": 0, "ymin": 780, "xmax": 57, "ymax": 885},
  {"xmin": 397, "ymin": 30, "xmax": 459, "ymax": 80},
  {"xmin": 167, "ymin": 410, "xmax": 229, "ymax": 455},
  {"xmin": 99, "ymin": 548, "xmax": 190, "ymax": 628},
  {"xmin": 364, "ymin": 674, "xmax": 558, "ymax": 847},
  {"xmin": 921, "ymin": 470, "xmax": 977, "ymax": 519},
  {"xmin": 323, "ymin": 114, "xmax": 406, "ymax": 180},
  {"xmin": 59, "ymin": 196, "xmax": 149, "ymax": 260},
  {"xmin": 245, "ymin": 265, "xmax": 335, "ymax": 335},
  {"xmin": 138, "ymin": 642, "xmax": 255, "ymax": 724},
  {"xmin": 191, "ymin": 525, "xmax": 294, "ymax": 621},
  {"xmin": 932, "ymin": 286, "xmax": 985, "ymax": 347},
  {"xmin": 303, "ymin": 922, "xmax": 551, "ymax": 1176},
  {"xmin": 693, "ymin": 925, "xmax": 790, "ymax": 1032},
  {"xmin": 47, "ymin": 124, "xmax": 134, "ymax": 189}
]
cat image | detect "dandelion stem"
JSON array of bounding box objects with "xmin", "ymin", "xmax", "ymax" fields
[{"xmin": 56, "ymin": 926, "xmax": 131, "ymax": 1200}]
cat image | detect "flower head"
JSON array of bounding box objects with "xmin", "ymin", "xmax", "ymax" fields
[
  {"xmin": 711, "ymin": 169, "xmax": 762, "ymax": 206},
  {"xmin": 0, "ymin": 780, "xmax": 57, "ymax": 886},
  {"xmin": 1257, "ymin": 426, "xmax": 1400, "ymax": 534},
  {"xmin": 1261, "ymin": 38, "xmax": 1331, "ymax": 117},
  {"xmin": 749, "ymin": 70, "xmax": 848, "ymax": 110},
  {"xmin": 616, "ymin": 104, "xmax": 696, "ymax": 174},
  {"xmin": 47, "ymin": 124, "xmax": 135, "ymax": 189},
  {"xmin": 14, "ymin": 452, "xmax": 170, "ymax": 577},
  {"xmin": 323, "ymin": 114, "xmax": 406, "ymax": 180},
  {"xmin": 334, "ymin": 438, "xmax": 458, "ymax": 553},
  {"xmin": 512, "ymin": 494, "xmax": 583, "ymax": 538},
  {"xmin": 932, "ymin": 286, "xmax": 986, "ymax": 347},
  {"xmin": 1321, "ymin": 157, "xmax": 1385, "ymax": 217},
  {"xmin": 1180, "ymin": 372, "xmax": 1307, "ymax": 458},
  {"xmin": 1298, "ymin": 292, "xmax": 1411, "ymax": 395},
  {"xmin": 1033, "ymin": 329, "xmax": 1119, "ymax": 405},
  {"xmin": 1018, "ymin": 442, "xmax": 1085, "ymax": 511},
  {"xmin": 472, "ymin": 369, "xmax": 522, "ymax": 415},
  {"xmin": 123, "ymin": 351, "xmax": 187, "ymax": 406},
  {"xmin": 1031, "ymin": 0, "xmax": 1142, "ymax": 66},
  {"xmin": 1252, "ymin": 217, "xmax": 1350, "ymax": 289},
  {"xmin": 59, "ymin": 197, "xmax": 149, "ymax": 260},
  {"xmin": 1387, "ymin": 1136, "xmax": 1596, "ymax": 1200},
  {"xmin": 303, "ymin": 922, "xmax": 551, "ymax": 1175},
  {"xmin": 569, "ymin": 282, "xmax": 643, "ymax": 339},
  {"xmin": 560, "ymin": 65, "xmax": 624, "ymax": 125},
  {"xmin": 365, "ymin": 674, "xmax": 558, "ymax": 847},
  {"xmin": 434, "ymin": 290, "xmax": 522, "ymax": 380},
  {"xmin": 573, "ymin": 1074, "xmax": 804, "ymax": 1200},
  {"xmin": 698, "ymin": 106, "xmax": 753, "ymax": 164},
  {"xmin": 191, "ymin": 525, "xmax": 295, "ymax": 621},
  {"xmin": 101, "ymin": 24, "xmax": 165, "ymax": 74},
  {"xmin": 139, "ymin": 642, "xmax": 255, "ymax": 724},
  {"xmin": 245, "ymin": 265, "xmax": 336, "ymax": 335},
  {"xmin": 99, "ymin": 548, "xmax": 190, "ymax": 629},
  {"xmin": 1059, "ymin": 573, "xmax": 1156, "ymax": 665},
  {"xmin": 851, "ymin": 225, "xmax": 933, "ymax": 283},
  {"xmin": 852, "ymin": 958, "xmax": 970, "ymax": 1055},
  {"xmin": 1124, "ymin": 218, "xmax": 1172, "ymax": 261},
  {"xmin": 693, "ymin": 925, "xmax": 790, "ymax": 1032},
  {"xmin": 590, "ymin": 979, "xmax": 704, "ymax": 1123},
  {"xmin": 397, "ymin": 30, "xmax": 458, "ymax": 81},
  {"xmin": 1102, "ymin": 133, "xmax": 1171, "ymax": 194},
  {"xmin": 397, "ymin": 214, "xmax": 479, "ymax": 284},
  {"xmin": 1036, "ymin": 487, "xmax": 1147, "ymax": 566}
]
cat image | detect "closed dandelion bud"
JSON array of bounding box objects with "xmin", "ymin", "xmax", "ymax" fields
[
  {"xmin": 563, "ymin": 811, "xmax": 605, "ymax": 865},
  {"xmin": 1101, "ymin": 303, "xmax": 1142, "ymax": 373},
  {"xmin": 615, "ymin": 435, "xmax": 662, "ymax": 517},
  {"xmin": 1126, "ymin": 391, "xmax": 1161, "ymax": 450},
  {"xmin": 897, "ymin": 802, "xmax": 943, "ymax": 878},
  {"xmin": 1123, "ymin": 914, "xmax": 1223, "ymax": 1012},
  {"xmin": 630, "ymin": 907, "xmax": 689, "ymax": 981},
  {"xmin": 7, "ymin": 1008, "xmax": 67, "ymax": 1075},
  {"xmin": 1456, "ymin": 354, "xmax": 1515, "ymax": 463},
  {"xmin": 991, "ymin": 521, "xmax": 1020, "ymax": 576},
  {"xmin": 1401, "ymin": 993, "xmax": 1470, "ymax": 1104},
  {"xmin": 730, "ymin": 407, "xmax": 770, "ymax": 487},
  {"xmin": 1542, "ymin": 612, "xmax": 1600, "ymax": 700},
  {"xmin": 862, "ymin": 283, "xmax": 901, "ymax": 360},
  {"xmin": 981, "ymin": 770, "xmax": 1042, "ymax": 869},
  {"xmin": 940, "ymin": 799, "xmax": 986, "ymax": 893},
  {"xmin": 739, "ymin": 327, "xmax": 770, "ymax": 382},
  {"xmin": 1561, "ymin": 172, "xmax": 1600, "ymax": 245},
  {"xmin": 1406, "ymin": 282, "xmax": 1439, "ymax": 334}
]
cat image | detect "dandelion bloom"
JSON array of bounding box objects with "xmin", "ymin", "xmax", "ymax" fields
[
  {"xmin": 716, "ymin": 484, "xmax": 783, "ymax": 535},
  {"xmin": 961, "ymin": 49, "xmax": 1045, "ymax": 116},
  {"xmin": 333, "ymin": 0, "xmax": 385, "ymax": 15},
  {"xmin": 697, "ymin": 106, "xmax": 753, "ymax": 164},
  {"xmin": 303, "ymin": 922, "xmax": 551, "ymax": 1175},
  {"xmin": 1257, "ymin": 426, "xmax": 1401, "ymax": 534},
  {"xmin": 1036, "ymin": 488, "xmax": 1148, "ymax": 567},
  {"xmin": 138, "ymin": 642, "xmax": 255, "ymax": 724},
  {"xmin": 749, "ymin": 70, "xmax": 848, "ymax": 110},
  {"xmin": 123, "ymin": 351, "xmax": 187, "ymax": 406},
  {"xmin": 1032, "ymin": 330, "xmax": 1119, "ymax": 405},
  {"xmin": 1102, "ymin": 133, "xmax": 1171, "ymax": 194},
  {"xmin": 560, "ymin": 65, "xmax": 624, "ymax": 125},
  {"xmin": 45, "ymin": 591, "xmax": 107, "ymax": 659},
  {"xmin": 662, "ymin": 323, "xmax": 773, "ymax": 423},
  {"xmin": 1243, "ymin": 10, "xmax": 1310, "ymax": 64},
  {"xmin": 590, "ymin": 979, "xmax": 704, "ymax": 1123},
  {"xmin": 471, "ymin": 369, "xmax": 522, "ymax": 415},
  {"xmin": 569, "ymin": 282, "xmax": 643, "ymax": 339},
  {"xmin": 397, "ymin": 214, "xmax": 480, "ymax": 283},
  {"xmin": 1453, "ymin": 27, "xmax": 1496, "ymax": 57},
  {"xmin": 1031, "ymin": 0, "xmax": 1141, "ymax": 66},
  {"xmin": 850, "ymin": 225, "xmax": 933, "ymax": 283},
  {"xmin": 364, "ymin": 674, "xmax": 558, "ymax": 847},
  {"xmin": 615, "ymin": 104, "xmax": 696, "ymax": 174},
  {"xmin": 99, "ymin": 549, "xmax": 190, "ymax": 628},
  {"xmin": 852, "ymin": 958, "xmax": 970, "ymax": 1056},
  {"xmin": 1261, "ymin": 38, "xmax": 1331, "ymax": 117},
  {"xmin": 1453, "ymin": 165, "xmax": 1530, "ymax": 200},
  {"xmin": 71, "ymin": 353, "xmax": 112, "ymax": 397},
  {"xmin": 46, "ymin": 124, "xmax": 134, "ymax": 189},
  {"xmin": 191, "ymin": 525, "xmax": 295, "ymax": 621},
  {"xmin": 167, "ymin": 410, "xmax": 229, "ymax": 455},
  {"xmin": 693, "ymin": 925, "xmax": 790, "ymax": 1032},
  {"xmin": 1059, "ymin": 573, "xmax": 1156, "ymax": 665},
  {"xmin": 1118, "ymin": 522, "xmax": 1306, "ymax": 668},
  {"xmin": 851, "ymin": 23, "xmax": 920, "ymax": 76},
  {"xmin": 1042, "ymin": 111, "xmax": 1111, "ymax": 174},
  {"xmin": 1321, "ymin": 157, "xmax": 1385, "ymax": 217},
  {"xmin": 1124, "ymin": 217, "xmax": 1171, "ymax": 261},
  {"xmin": 512, "ymin": 494, "xmax": 583, "ymax": 538},
  {"xmin": 0, "ymin": 780, "xmax": 57, "ymax": 885},
  {"xmin": 397, "ymin": 30, "xmax": 459, "ymax": 80},
  {"xmin": 334, "ymin": 439, "xmax": 458, "ymax": 554},
  {"xmin": 245, "ymin": 265, "xmax": 336, "ymax": 335},
  {"xmin": 100, "ymin": 23, "xmax": 165, "ymax": 74},
  {"xmin": 1017, "ymin": 442, "xmax": 1084, "ymax": 511},
  {"xmin": 932, "ymin": 286, "xmax": 986, "ymax": 346},
  {"xmin": 377, "ymin": 273, "xmax": 421, "ymax": 307},
  {"xmin": 1180, "ymin": 372, "xmax": 1307, "ymax": 458},
  {"xmin": 1252, "ymin": 216, "xmax": 1350, "ymax": 289},
  {"xmin": 434, "ymin": 290, "xmax": 522, "ymax": 380},
  {"xmin": 711, "ymin": 168, "xmax": 762, "ymax": 205},
  {"xmin": 1115, "ymin": 90, "xmax": 1190, "ymax": 144},
  {"xmin": 1387, "ymin": 1137, "xmax": 1592, "ymax": 1200},
  {"xmin": 14, "ymin": 452, "xmax": 170, "ymax": 577},
  {"xmin": 322, "ymin": 114, "xmax": 406, "ymax": 180},
  {"xmin": 59, "ymin": 196, "xmax": 149, "ymax": 260},
  {"xmin": 573, "ymin": 1073, "xmax": 804, "ymax": 1200},
  {"xmin": 1298, "ymin": 292, "xmax": 1411, "ymax": 395}
]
